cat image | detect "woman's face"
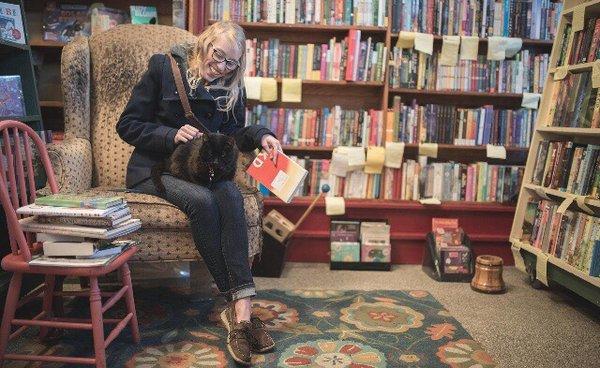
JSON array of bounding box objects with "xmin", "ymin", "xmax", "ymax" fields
[{"xmin": 201, "ymin": 35, "xmax": 242, "ymax": 82}]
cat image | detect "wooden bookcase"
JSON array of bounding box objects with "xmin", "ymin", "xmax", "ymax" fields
[
  {"xmin": 510, "ymin": 0, "xmax": 600, "ymax": 306},
  {"xmin": 190, "ymin": 1, "xmax": 557, "ymax": 265}
]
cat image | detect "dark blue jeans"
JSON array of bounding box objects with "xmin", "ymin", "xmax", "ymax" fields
[{"xmin": 131, "ymin": 175, "xmax": 256, "ymax": 302}]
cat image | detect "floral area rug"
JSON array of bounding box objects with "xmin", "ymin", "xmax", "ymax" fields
[{"xmin": 7, "ymin": 288, "xmax": 496, "ymax": 367}]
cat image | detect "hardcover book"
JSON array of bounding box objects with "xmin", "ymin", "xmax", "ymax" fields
[
  {"xmin": 330, "ymin": 220, "xmax": 360, "ymax": 242},
  {"xmin": 0, "ymin": 75, "xmax": 25, "ymax": 117},
  {"xmin": 130, "ymin": 6, "xmax": 157, "ymax": 24},
  {"xmin": 17, "ymin": 203, "xmax": 128, "ymax": 218},
  {"xmin": 19, "ymin": 217, "xmax": 141, "ymax": 239},
  {"xmin": 246, "ymin": 150, "xmax": 308, "ymax": 203},
  {"xmin": 0, "ymin": 2, "xmax": 25, "ymax": 45},
  {"xmin": 42, "ymin": 2, "xmax": 89, "ymax": 43},
  {"xmin": 35, "ymin": 194, "xmax": 123, "ymax": 209}
]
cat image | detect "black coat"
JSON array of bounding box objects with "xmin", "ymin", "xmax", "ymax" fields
[{"xmin": 116, "ymin": 53, "xmax": 272, "ymax": 188}]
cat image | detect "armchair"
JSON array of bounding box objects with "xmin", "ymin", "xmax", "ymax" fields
[{"xmin": 47, "ymin": 24, "xmax": 263, "ymax": 263}]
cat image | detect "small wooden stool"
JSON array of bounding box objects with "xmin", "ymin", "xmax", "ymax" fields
[{"xmin": 471, "ymin": 255, "xmax": 506, "ymax": 293}]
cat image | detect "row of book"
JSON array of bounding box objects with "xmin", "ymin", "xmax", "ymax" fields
[
  {"xmin": 209, "ymin": 0, "xmax": 388, "ymax": 27},
  {"xmin": 16, "ymin": 194, "xmax": 141, "ymax": 267},
  {"xmin": 245, "ymin": 105, "xmax": 385, "ymax": 147},
  {"xmin": 391, "ymin": 0, "xmax": 562, "ymax": 40},
  {"xmin": 381, "ymin": 160, "xmax": 523, "ymax": 203},
  {"xmin": 283, "ymin": 156, "xmax": 523, "ymax": 203},
  {"xmin": 388, "ymin": 48, "xmax": 550, "ymax": 94},
  {"xmin": 244, "ymin": 35, "xmax": 387, "ymax": 82},
  {"xmin": 569, "ymin": 16, "xmax": 600, "ymax": 66},
  {"xmin": 522, "ymin": 199, "xmax": 600, "ymax": 277},
  {"xmin": 389, "ymin": 97, "xmax": 537, "ymax": 147},
  {"xmin": 41, "ymin": 2, "xmax": 186, "ymax": 43},
  {"xmin": 532, "ymin": 141, "xmax": 600, "ymax": 198},
  {"xmin": 547, "ymin": 72, "xmax": 600, "ymax": 129}
]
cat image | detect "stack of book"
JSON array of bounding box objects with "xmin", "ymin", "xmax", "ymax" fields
[
  {"xmin": 16, "ymin": 194, "xmax": 141, "ymax": 267},
  {"xmin": 329, "ymin": 220, "xmax": 391, "ymax": 264}
]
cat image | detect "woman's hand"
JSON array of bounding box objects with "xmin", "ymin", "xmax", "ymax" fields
[
  {"xmin": 174, "ymin": 124, "xmax": 202, "ymax": 144},
  {"xmin": 261, "ymin": 134, "xmax": 282, "ymax": 163}
]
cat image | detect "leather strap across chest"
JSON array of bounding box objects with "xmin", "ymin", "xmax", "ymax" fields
[{"xmin": 167, "ymin": 54, "xmax": 211, "ymax": 134}]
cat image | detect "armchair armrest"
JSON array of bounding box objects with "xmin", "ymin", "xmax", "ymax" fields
[
  {"xmin": 235, "ymin": 151, "xmax": 261, "ymax": 196},
  {"xmin": 44, "ymin": 137, "xmax": 93, "ymax": 194}
]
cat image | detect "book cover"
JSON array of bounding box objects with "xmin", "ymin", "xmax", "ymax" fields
[
  {"xmin": 35, "ymin": 194, "xmax": 123, "ymax": 209},
  {"xmin": 0, "ymin": 75, "xmax": 25, "ymax": 117},
  {"xmin": 130, "ymin": 5, "xmax": 157, "ymax": 24},
  {"xmin": 90, "ymin": 6, "xmax": 128, "ymax": 35},
  {"xmin": 246, "ymin": 150, "xmax": 308, "ymax": 203},
  {"xmin": 42, "ymin": 2, "xmax": 90, "ymax": 43},
  {"xmin": 35, "ymin": 207, "xmax": 131, "ymax": 227},
  {"xmin": 0, "ymin": 2, "xmax": 25, "ymax": 44}
]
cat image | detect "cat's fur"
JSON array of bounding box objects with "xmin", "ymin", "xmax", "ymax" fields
[{"xmin": 151, "ymin": 133, "xmax": 239, "ymax": 193}]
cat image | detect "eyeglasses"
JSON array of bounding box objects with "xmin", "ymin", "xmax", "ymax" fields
[{"xmin": 208, "ymin": 42, "xmax": 240, "ymax": 71}]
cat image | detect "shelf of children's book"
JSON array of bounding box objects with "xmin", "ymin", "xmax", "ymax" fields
[
  {"xmin": 537, "ymin": 126, "xmax": 600, "ymax": 137},
  {"xmin": 0, "ymin": 39, "xmax": 30, "ymax": 50},
  {"xmin": 549, "ymin": 61, "xmax": 595, "ymax": 74},
  {"xmin": 512, "ymin": 239, "xmax": 600, "ymax": 288},
  {"xmin": 210, "ymin": 20, "xmax": 388, "ymax": 33},
  {"xmin": 389, "ymin": 33, "xmax": 554, "ymax": 48},
  {"xmin": 524, "ymin": 183, "xmax": 600, "ymax": 213},
  {"xmin": 39, "ymin": 100, "xmax": 63, "ymax": 108},
  {"xmin": 264, "ymin": 197, "xmax": 516, "ymax": 212}
]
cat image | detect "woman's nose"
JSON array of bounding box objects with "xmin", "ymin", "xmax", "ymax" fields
[{"xmin": 213, "ymin": 61, "xmax": 227, "ymax": 73}]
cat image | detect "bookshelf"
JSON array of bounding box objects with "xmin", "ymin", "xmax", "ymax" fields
[
  {"xmin": 510, "ymin": 0, "xmax": 600, "ymax": 306},
  {"xmin": 193, "ymin": 0, "xmax": 561, "ymax": 264},
  {"xmin": 22, "ymin": 0, "xmax": 179, "ymax": 134}
]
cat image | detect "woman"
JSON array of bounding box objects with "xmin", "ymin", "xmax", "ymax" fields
[{"xmin": 116, "ymin": 21, "xmax": 280, "ymax": 365}]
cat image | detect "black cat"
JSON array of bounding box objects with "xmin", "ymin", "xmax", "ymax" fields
[{"xmin": 151, "ymin": 133, "xmax": 239, "ymax": 193}]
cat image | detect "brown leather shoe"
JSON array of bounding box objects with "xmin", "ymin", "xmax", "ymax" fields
[
  {"xmin": 220, "ymin": 308, "xmax": 252, "ymax": 365},
  {"xmin": 248, "ymin": 316, "xmax": 275, "ymax": 353}
]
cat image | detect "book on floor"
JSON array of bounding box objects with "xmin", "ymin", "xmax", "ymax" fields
[
  {"xmin": 34, "ymin": 194, "xmax": 123, "ymax": 209},
  {"xmin": 246, "ymin": 150, "xmax": 308, "ymax": 203},
  {"xmin": 19, "ymin": 217, "xmax": 141, "ymax": 239}
]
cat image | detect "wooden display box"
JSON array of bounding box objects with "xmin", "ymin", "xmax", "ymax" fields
[{"xmin": 422, "ymin": 232, "xmax": 475, "ymax": 282}]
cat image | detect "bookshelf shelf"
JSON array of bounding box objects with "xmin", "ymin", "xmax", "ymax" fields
[
  {"xmin": 209, "ymin": 20, "xmax": 388, "ymax": 33},
  {"xmin": 524, "ymin": 183, "xmax": 600, "ymax": 210},
  {"xmin": 0, "ymin": 114, "xmax": 41, "ymax": 123},
  {"xmin": 0, "ymin": 39, "xmax": 30, "ymax": 50},
  {"xmin": 513, "ymin": 240, "xmax": 600, "ymax": 288},
  {"xmin": 264, "ymin": 197, "xmax": 516, "ymax": 212},
  {"xmin": 388, "ymin": 88, "xmax": 524, "ymax": 100},
  {"xmin": 389, "ymin": 33, "xmax": 554, "ymax": 48},
  {"xmin": 537, "ymin": 126, "xmax": 600, "ymax": 137},
  {"xmin": 270, "ymin": 79, "xmax": 384, "ymax": 87},
  {"xmin": 39, "ymin": 100, "xmax": 63, "ymax": 108},
  {"xmin": 549, "ymin": 61, "xmax": 595, "ymax": 74}
]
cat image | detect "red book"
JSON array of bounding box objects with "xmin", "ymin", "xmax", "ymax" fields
[{"xmin": 246, "ymin": 151, "xmax": 308, "ymax": 203}]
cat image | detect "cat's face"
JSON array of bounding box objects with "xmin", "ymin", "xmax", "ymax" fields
[{"xmin": 197, "ymin": 133, "xmax": 238, "ymax": 181}]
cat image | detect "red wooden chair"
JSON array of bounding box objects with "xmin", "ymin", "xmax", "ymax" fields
[{"xmin": 0, "ymin": 120, "xmax": 139, "ymax": 367}]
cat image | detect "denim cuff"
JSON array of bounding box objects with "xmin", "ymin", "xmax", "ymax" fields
[{"xmin": 229, "ymin": 285, "xmax": 256, "ymax": 302}]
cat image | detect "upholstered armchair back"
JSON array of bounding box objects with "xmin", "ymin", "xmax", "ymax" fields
[{"xmin": 61, "ymin": 24, "xmax": 197, "ymax": 188}]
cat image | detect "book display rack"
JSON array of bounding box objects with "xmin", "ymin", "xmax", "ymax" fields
[{"xmin": 510, "ymin": 0, "xmax": 600, "ymax": 307}]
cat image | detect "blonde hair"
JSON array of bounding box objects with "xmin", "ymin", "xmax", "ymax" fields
[{"xmin": 187, "ymin": 21, "xmax": 246, "ymax": 116}]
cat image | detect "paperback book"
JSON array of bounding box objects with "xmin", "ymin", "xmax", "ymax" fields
[
  {"xmin": 0, "ymin": 75, "xmax": 25, "ymax": 117},
  {"xmin": 130, "ymin": 5, "xmax": 157, "ymax": 24},
  {"xmin": 19, "ymin": 217, "xmax": 141, "ymax": 239},
  {"xmin": 17, "ymin": 203, "xmax": 128, "ymax": 218},
  {"xmin": 42, "ymin": 2, "xmax": 90, "ymax": 43},
  {"xmin": 0, "ymin": 1, "xmax": 25, "ymax": 44},
  {"xmin": 246, "ymin": 150, "xmax": 308, "ymax": 203}
]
